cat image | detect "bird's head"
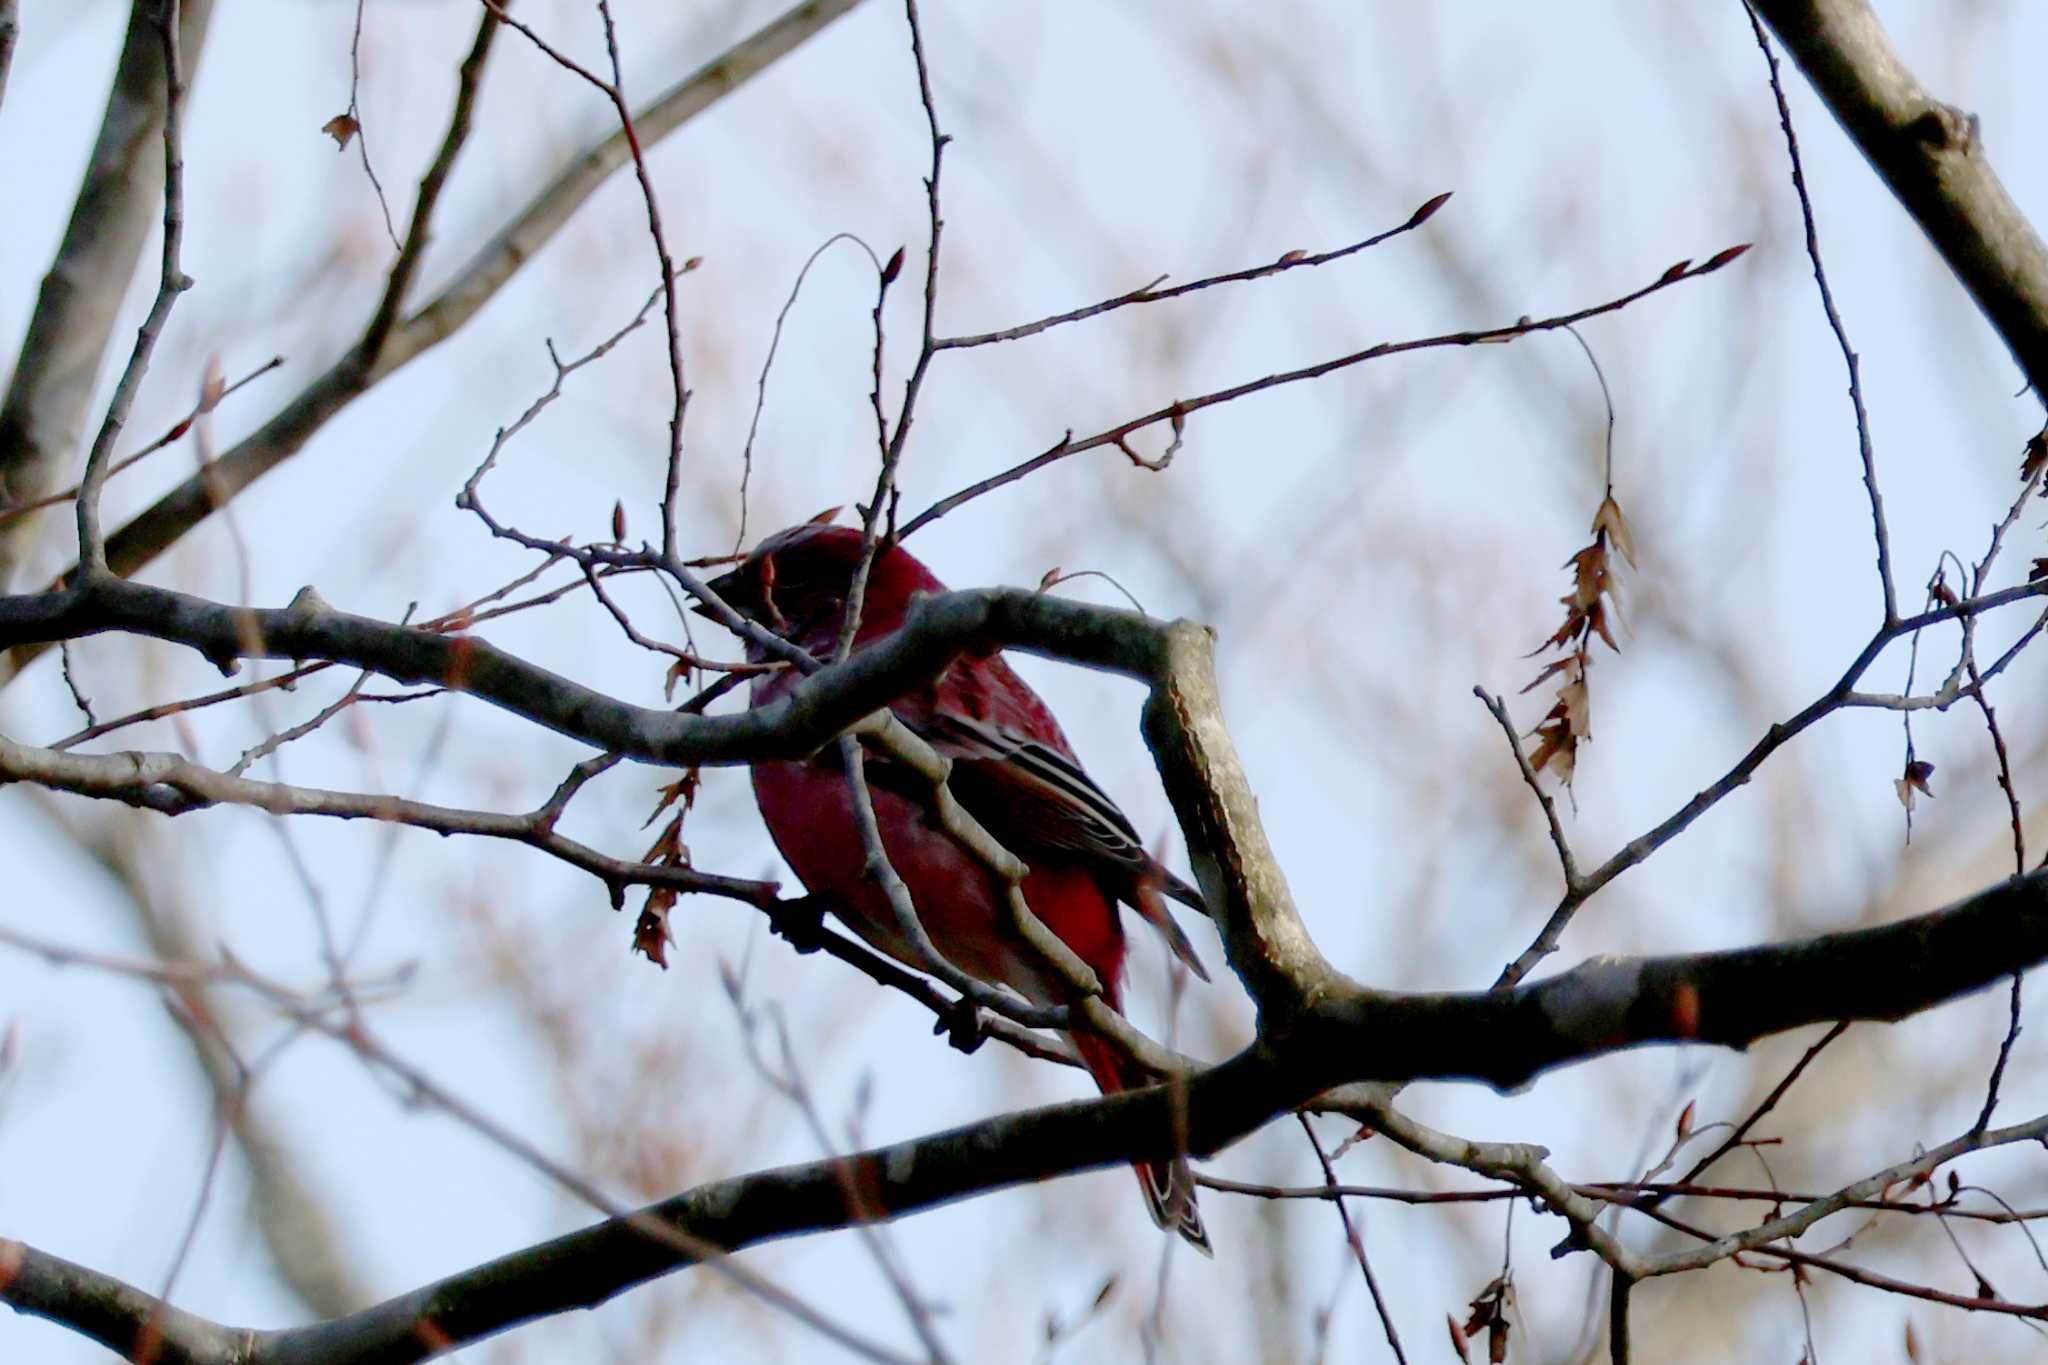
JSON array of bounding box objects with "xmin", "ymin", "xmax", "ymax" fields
[{"xmin": 695, "ymin": 523, "xmax": 946, "ymax": 652}]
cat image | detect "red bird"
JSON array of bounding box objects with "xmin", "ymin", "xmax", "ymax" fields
[{"xmin": 704, "ymin": 524, "xmax": 1213, "ymax": 1253}]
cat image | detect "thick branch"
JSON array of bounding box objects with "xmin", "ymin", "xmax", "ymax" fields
[
  {"xmin": 1751, "ymin": 0, "xmax": 2048, "ymax": 399},
  {"xmin": 1142, "ymin": 620, "xmax": 1334, "ymax": 1016},
  {"xmin": 7, "ymin": 868, "xmax": 2047, "ymax": 1362},
  {"xmin": 12, "ymin": 573, "xmax": 2048, "ymax": 1013},
  {"xmin": 2, "ymin": 570, "xmax": 1336, "ymax": 1018},
  {"xmin": 0, "ymin": 0, "xmax": 17, "ymax": 115},
  {"xmin": 1314, "ymin": 870, "xmax": 2048, "ymax": 1092},
  {"xmin": 0, "ymin": 579, "xmax": 1182, "ymax": 766},
  {"xmin": 0, "ymin": 1240, "xmax": 246, "ymax": 1365},
  {"xmin": 0, "ymin": 0, "xmax": 216, "ymax": 588}
]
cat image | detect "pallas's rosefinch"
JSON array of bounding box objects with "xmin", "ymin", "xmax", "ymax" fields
[{"xmin": 704, "ymin": 524, "xmax": 1212, "ymax": 1252}]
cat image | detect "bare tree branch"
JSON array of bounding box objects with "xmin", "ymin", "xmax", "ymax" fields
[
  {"xmin": 81, "ymin": 2, "xmax": 857, "ymax": 574},
  {"xmin": 1750, "ymin": 0, "xmax": 2048, "ymax": 400},
  {"xmin": 26, "ymin": 802, "xmax": 377, "ymax": 1319},
  {"xmin": 1744, "ymin": 2, "xmax": 1895, "ymax": 624},
  {"xmin": 0, "ymin": 0, "xmax": 18, "ymax": 115},
  {"xmin": 901, "ymin": 244, "xmax": 1752, "ymax": 539},
  {"xmin": 0, "ymin": 1241, "xmax": 246, "ymax": 1365},
  {"xmin": 0, "ymin": 0, "xmax": 217, "ymax": 589},
  {"xmin": 74, "ymin": 0, "xmax": 192, "ymax": 574},
  {"xmin": 0, "ymin": 0, "xmax": 865, "ymax": 689},
  {"xmin": 4, "ymin": 857, "xmax": 2046, "ymax": 1365}
]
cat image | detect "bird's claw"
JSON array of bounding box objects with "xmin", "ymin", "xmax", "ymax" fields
[
  {"xmin": 935, "ymin": 997, "xmax": 987, "ymax": 1054},
  {"xmin": 769, "ymin": 896, "xmax": 827, "ymax": 954}
]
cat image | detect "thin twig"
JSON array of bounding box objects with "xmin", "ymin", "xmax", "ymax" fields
[
  {"xmin": 1494, "ymin": 573, "xmax": 2048, "ymax": 987},
  {"xmin": 338, "ymin": 0, "xmax": 400, "ymax": 249},
  {"xmin": 1745, "ymin": 3, "xmax": 1894, "ymax": 624},
  {"xmin": 74, "ymin": 0, "xmax": 192, "ymax": 573},
  {"xmin": 902, "ymin": 245, "xmax": 1752, "ymax": 539},
  {"xmin": 735, "ymin": 232, "xmax": 882, "ymax": 551},
  {"xmin": 1658, "ymin": 1022, "xmax": 1851, "ymax": 1206},
  {"xmin": 934, "ymin": 191, "xmax": 1452, "ymax": 351},
  {"xmin": 1476, "ymin": 687, "xmax": 1581, "ymax": 893},
  {"xmin": 1297, "ymin": 1115, "xmax": 1408, "ymax": 1365},
  {"xmin": 57, "ymin": 639, "xmax": 96, "ymax": 725},
  {"xmin": 0, "ymin": 355, "xmax": 283, "ymax": 531},
  {"xmin": 731, "ymin": 990, "xmax": 957, "ymax": 1365},
  {"xmin": 1972, "ymin": 974, "xmax": 2024, "ymax": 1139}
]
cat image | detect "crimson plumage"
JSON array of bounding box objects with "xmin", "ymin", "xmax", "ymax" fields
[{"xmin": 705, "ymin": 524, "xmax": 1212, "ymax": 1252}]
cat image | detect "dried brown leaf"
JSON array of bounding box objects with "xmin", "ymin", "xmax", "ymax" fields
[
  {"xmin": 2022, "ymin": 427, "xmax": 2048, "ymax": 483},
  {"xmin": 1569, "ymin": 545, "xmax": 1607, "ymax": 608},
  {"xmin": 1559, "ymin": 677, "xmax": 1590, "ymax": 738},
  {"xmin": 320, "ymin": 113, "xmax": 359, "ymax": 151},
  {"xmin": 1903, "ymin": 758, "xmax": 1935, "ymax": 797},
  {"xmin": 1592, "ymin": 495, "xmax": 1637, "ymax": 568},
  {"xmin": 1520, "ymin": 657, "xmax": 1574, "ymax": 694},
  {"xmin": 633, "ymin": 890, "xmax": 676, "ymax": 968},
  {"xmin": 1588, "ymin": 599, "xmax": 1619, "ymax": 653},
  {"xmin": 643, "ymin": 773, "xmax": 700, "ymax": 829},
  {"xmin": 1527, "ymin": 718, "xmax": 1574, "ymax": 779}
]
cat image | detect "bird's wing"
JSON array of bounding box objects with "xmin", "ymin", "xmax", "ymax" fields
[{"xmin": 915, "ymin": 706, "xmax": 1210, "ymax": 981}]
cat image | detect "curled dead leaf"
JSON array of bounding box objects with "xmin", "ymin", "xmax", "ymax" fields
[
  {"xmin": 633, "ymin": 890, "xmax": 677, "ymax": 968},
  {"xmin": 1895, "ymin": 759, "xmax": 1936, "ymax": 810},
  {"xmin": 1592, "ymin": 494, "xmax": 1637, "ymax": 568},
  {"xmin": 2022, "ymin": 426, "xmax": 2048, "ymax": 483},
  {"xmin": 320, "ymin": 113, "xmax": 359, "ymax": 151},
  {"xmin": 1559, "ymin": 677, "xmax": 1590, "ymax": 739}
]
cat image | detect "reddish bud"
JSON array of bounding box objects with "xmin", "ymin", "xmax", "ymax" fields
[
  {"xmin": 1701, "ymin": 243, "xmax": 1753, "ymax": 272},
  {"xmin": 1408, "ymin": 190, "xmax": 1454, "ymax": 227}
]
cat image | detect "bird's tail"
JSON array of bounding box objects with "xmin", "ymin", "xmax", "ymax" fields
[{"xmin": 1071, "ymin": 1031, "xmax": 1212, "ymax": 1257}]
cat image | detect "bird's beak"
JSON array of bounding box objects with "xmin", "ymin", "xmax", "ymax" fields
[{"xmin": 691, "ymin": 568, "xmax": 745, "ymax": 624}]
